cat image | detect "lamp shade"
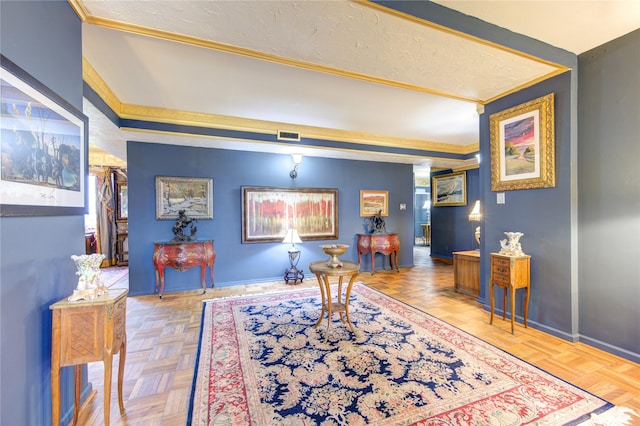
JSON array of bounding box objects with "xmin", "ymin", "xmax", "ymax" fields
[
  {"xmin": 282, "ymin": 229, "xmax": 302, "ymax": 245},
  {"xmin": 468, "ymin": 200, "xmax": 481, "ymax": 222}
]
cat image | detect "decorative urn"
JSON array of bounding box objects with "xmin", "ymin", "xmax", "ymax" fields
[
  {"xmin": 68, "ymin": 253, "xmax": 107, "ymax": 301},
  {"xmin": 499, "ymin": 232, "xmax": 525, "ymax": 256},
  {"xmin": 320, "ymin": 244, "xmax": 349, "ymax": 268}
]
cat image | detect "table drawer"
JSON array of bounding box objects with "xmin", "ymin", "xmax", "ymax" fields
[
  {"xmin": 492, "ymin": 272, "xmax": 511, "ymax": 285},
  {"xmin": 492, "ymin": 256, "xmax": 511, "ymax": 285},
  {"xmin": 492, "ymin": 263, "xmax": 510, "ymax": 273},
  {"xmin": 492, "ymin": 256, "xmax": 510, "ymax": 268}
]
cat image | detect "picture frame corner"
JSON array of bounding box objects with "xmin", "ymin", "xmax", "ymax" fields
[
  {"xmin": 1, "ymin": 55, "xmax": 88, "ymax": 216},
  {"xmin": 489, "ymin": 93, "xmax": 556, "ymax": 191}
]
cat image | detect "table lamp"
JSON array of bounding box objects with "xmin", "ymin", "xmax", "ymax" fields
[
  {"xmin": 282, "ymin": 228, "xmax": 304, "ymax": 284},
  {"xmin": 468, "ymin": 200, "xmax": 481, "ymax": 248}
]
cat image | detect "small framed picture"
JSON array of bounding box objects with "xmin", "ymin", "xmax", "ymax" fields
[
  {"xmin": 432, "ymin": 172, "xmax": 467, "ymax": 207},
  {"xmin": 490, "ymin": 93, "xmax": 555, "ymax": 191},
  {"xmin": 360, "ymin": 190, "xmax": 389, "ymax": 217},
  {"xmin": 115, "ymin": 181, "xmax": 128, "ymax": 222},
  {"xmin": 155, "ymin": 176, "xmax": 213, "ymax": 220}
]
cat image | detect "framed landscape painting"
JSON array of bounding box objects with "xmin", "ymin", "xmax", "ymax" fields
[
  {"xmin": 155, "ymin": 176, "xmax": 213, "ymax": 220},
  {"xmin": 360, "ymin": 190, "xmax": 388, "ymax": 217},
  {"xmin": 490, "ymin": 93, "xmax": 555, "ymax": 191},
  {"xmin": 432, "ymin": 172, "xmax": 467, "ymax": 207},
  {"xmin": 0, "ymin": 55, "xmax": 88, "ymax": 216},
  {"xmin": 242, "ymin": 186, "xmax": 338, "ymax": 243}
]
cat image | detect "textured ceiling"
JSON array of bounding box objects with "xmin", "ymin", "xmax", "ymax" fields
[
  {"xmin": 81, "ymin": 0, "xmax": 559, "ymax": 102},
  {"xmin": 74, "ymin": 0, "xmax": 638, "ymax": 172},
  {"xmin": 433, "ymin": 0, "xmax": 640, "ymax": 55}
]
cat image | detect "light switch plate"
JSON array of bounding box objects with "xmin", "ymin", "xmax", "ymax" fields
[
  {"xmin": 399, "ymin": 203, "xmax": 406, "ymax": 210},
  {"xmin": 497, "ymin": 193, "xmax": 505, "ymax": 204}
]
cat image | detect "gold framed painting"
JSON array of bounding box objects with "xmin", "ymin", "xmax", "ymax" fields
[
  {"xmin": 360, "ymin": 190, "xmax": 389, "ymax": 217},
  {"xmin": 432, "ymin": 172, "xmax": 467, "ymax": 207},
  {"xmin": 490, "ymin": 93, "xmax": 555, "ymax": 191},
  {"xmin": 155, "ymin": 176, "xmax": 213, "ymax": 220},
  {"xmin": 241, "ymin": 186, "xmax": 338, "ymax": 243}
]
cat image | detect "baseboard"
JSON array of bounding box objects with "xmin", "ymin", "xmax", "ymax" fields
[
  {"xmin": 481, "ymin": 305, "xmax": 577, "ymax": 342},
  {"xmin": 61, "ymin": 386, "xmax": 96, "ymax": 426},
  {"xmin": 430, "ymin": 255, "xmax": 453, "ymax": 264},
  {"xmin": 579, "ymin": 335, "xmax": 640, "ymax": 364},
  {"xmin": 479, "ymin": 305, "xmax": 640, "ymax": 363}
]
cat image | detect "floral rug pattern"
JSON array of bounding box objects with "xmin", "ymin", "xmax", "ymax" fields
[{"xmin": 188, "ymin": 283, "xmax": 612, "ymax": 425}]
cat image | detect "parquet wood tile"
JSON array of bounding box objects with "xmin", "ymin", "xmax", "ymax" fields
[{"xmin": 78, "ymin": 246, "xmax": 640, "ymax": 425}]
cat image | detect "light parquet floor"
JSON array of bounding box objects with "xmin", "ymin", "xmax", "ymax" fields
[{"xmin": 79, "ymin": 247, "xmax": 640, "ymax": 425}]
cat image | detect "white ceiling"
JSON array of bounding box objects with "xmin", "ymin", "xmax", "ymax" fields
[
  {"xmin": 76, "ymin": 0, "xmax": 639, "ymax": 173},
  {"xmin": 433, "ymin": 0, "xmax": 640, "ymax": 56}
]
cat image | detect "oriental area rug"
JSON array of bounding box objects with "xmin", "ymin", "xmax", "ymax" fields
[
  {"xmin": 101, "ymin": 266, "xmax": 129, "ymax": 288},
  {"xmin": 188, "ymin": 283, "xmax": 629, "ymax": 426}
]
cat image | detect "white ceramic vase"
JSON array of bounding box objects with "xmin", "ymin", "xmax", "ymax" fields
[
  {"xmin": 499, "ymin": 232, "xmax": 525, "ymax": 256},
  {"xmin": 69, "ymin": 253, "xmax": 106, "ymax": 301}
]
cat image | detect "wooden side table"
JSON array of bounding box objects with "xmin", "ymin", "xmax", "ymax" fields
[
  {"xmin": 116, "ymin": 232, "xmax": 128, "ymax": 266},
  {"xmin": 420, "ymin": 224, "xmax": 431, "ymax": 246},
  {"xmin": 50, "ymin": 288, "xmax": 128, "ymax": 426},
  {"xmin": 453, "ymin": 250, "xmax": 480, "ymax": 297},
  {"xmin": 152, "ymin": 240, "xmax": 215, "ymax": 298},
  {"xmin": 309, "ymin": 261, "xmax": 360, "ymax": 341},
  {"xmin": 356, "ymin": 233, "xmax": 400, "ymax": 275},
  {"xmin": 489, "ymin": 253, "xmax": 531, "ymax": 334}
]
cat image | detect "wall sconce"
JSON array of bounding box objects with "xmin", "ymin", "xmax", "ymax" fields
[
  {"xmin": 289, "ymin": 154, "xmax": 303, "ymax": 179},
  {"xmin": 282, "ymin": 228, "xmax": 304, "ymax": 284},
  {"xmin": 468, "ymin": 200, "xmax": 481, "ymax": 248}
]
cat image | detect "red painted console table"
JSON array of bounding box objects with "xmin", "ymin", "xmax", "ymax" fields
[
  {"xmin": 356, "ymin": 233, "xmax": 400, "ymax": 275},
  {"xmin": 152, "ymin": 240, "xmax": 215, "ymax": 298}
]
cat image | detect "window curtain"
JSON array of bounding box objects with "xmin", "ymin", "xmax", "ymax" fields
[{"xmin": 94, "ymin": 166, "xmax": 116, "ymax": 266}]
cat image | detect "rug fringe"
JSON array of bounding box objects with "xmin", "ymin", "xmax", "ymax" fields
[{"xmin": 578, "ymin": 407, "xmax": 639, "ymax": 426}]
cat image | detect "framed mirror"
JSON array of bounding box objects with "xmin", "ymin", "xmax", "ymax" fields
[{"xmin": 115, "ymin": 181, "xmax": 128, "ymax": 222}]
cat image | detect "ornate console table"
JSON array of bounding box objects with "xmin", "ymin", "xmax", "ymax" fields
[
  {"xmin": 152, "ymin": 240, "xmax": 215, "ymax": 298},
  {"xmin": 50, "ymin": 288, "xmax": 128, "ymax": 426},
  {"xmin": 356, "ymin": 233, "xmax": 400, "ymax": 275}
]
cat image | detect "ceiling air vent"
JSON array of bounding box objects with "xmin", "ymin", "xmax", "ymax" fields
[{"xmin": 278, "ymin": 130, "xmax": 301, "ymax": 141}]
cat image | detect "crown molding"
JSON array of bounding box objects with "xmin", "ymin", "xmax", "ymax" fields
[
  {"xmin": 83, "ymin": 58, "xmax": 479, "ymax": 156},
  {"xmin": 71, "ymin": 0, "xmax": 567, "ymax": 106}
]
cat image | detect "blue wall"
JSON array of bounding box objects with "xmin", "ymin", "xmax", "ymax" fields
[
  {"xmin": 127, "ymin": 142, "xmax": 415, "ymax": 296},
  {"xmin": 578, "ymin": 30, "xmax": 640, "ymax": 360},
  {"xmin": 480, "ymin": 72, "xmax": 576, "ymax": 339},
  {"xmin": 0, "ymin": 1, "xmax": 87, "ymax": 425},
  {"xmin": 414, "ymin": 188, "xmax": 430, "ymax": 240},
  {"xmin": 430, "ymin": 168, "xmax": 480, "ymax": 261}
]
